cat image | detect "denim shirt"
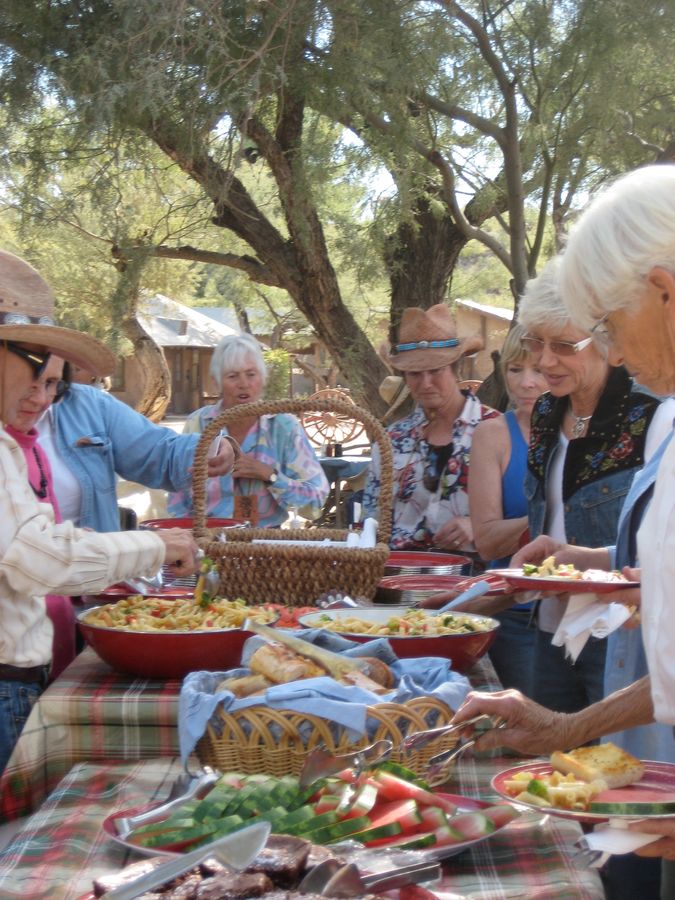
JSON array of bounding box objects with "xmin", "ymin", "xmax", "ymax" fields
[
  {"xmin": 48, "ymin": 385, "xmax": 199, "ymax": 531},
  {"xmin": 525, "ymin": 366, "xmax": 660, "ymax": 550}
]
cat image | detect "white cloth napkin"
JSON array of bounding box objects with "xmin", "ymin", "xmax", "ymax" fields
[
  {"xmin": 551, "ymin": 593, "xmax": 632, "ymax": 662},
  {"xmin": 583, "ymin": 820, "xmax": 660, "ymax": 861}
]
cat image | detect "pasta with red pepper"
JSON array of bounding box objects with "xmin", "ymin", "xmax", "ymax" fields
[{"xmin": 83, "ymin": 596, "xmax": 277, "ymax": 632}]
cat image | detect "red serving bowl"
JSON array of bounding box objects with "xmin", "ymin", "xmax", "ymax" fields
[
  {"xmin": 384, "ymin": 550, "xmax": 471, "ymax": 577},
  {"xmin": 140, "ymin": 517, "xmax": 244, "ymax": 530},
  {"xmin": 77, "ymin": 604, "xmax": 277, "ymax": 679},
  {"xmin": 298, "ymin": 608, "xmax": 499, "ymax": 674}
]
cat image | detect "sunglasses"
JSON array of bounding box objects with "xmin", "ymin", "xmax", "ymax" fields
[
  {"xmin": 520, "ymin": 335, "xmax": 593, "ymax": 358},
  {"xmin": 4, "ymin": 341, "xmax": 51, "ymax": 379}
]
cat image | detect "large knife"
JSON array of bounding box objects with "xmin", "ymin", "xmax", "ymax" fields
[
  {"xmin": 245, "ymin": 620, "xmax": 368, "ymax": 678},
  {"xmin": 105, "ymin": 820, "xmax": 270, "ymax": 900}
]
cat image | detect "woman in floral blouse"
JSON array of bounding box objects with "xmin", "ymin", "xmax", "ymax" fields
[
  {"xmin": 363, "ymin": 304, "xmax": 498, "ymax": 551},
  {"xmin": 168, "ymin": 333, "xmax": 328, "ymax": 527}
]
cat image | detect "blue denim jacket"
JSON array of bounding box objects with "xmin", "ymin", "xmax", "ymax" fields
[
  {"xmin": 50, "ymin": 385, "xmax": 199, "ymax": 531},
  {"xmin": 526, "ymin": 366, "xmax": 660, "ymax": 549}
]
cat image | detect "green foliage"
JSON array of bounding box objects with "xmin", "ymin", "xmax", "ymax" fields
[{"xmin": 263, "ymin": 349, "xmax": 292, "ymax": 400}]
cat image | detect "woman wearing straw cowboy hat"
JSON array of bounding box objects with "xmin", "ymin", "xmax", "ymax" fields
[
  {"xmin": 363, "ymin": 304, "xmax": 498, "ymax": 551},
  {"xmin": 0, "ymin": 249, "xmax": 203, "ymax": 771}
]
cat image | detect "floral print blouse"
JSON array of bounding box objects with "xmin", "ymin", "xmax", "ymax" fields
[
  {"xmin": 362, "ymin": 392, "xmax": 499, "ymax": 549},
  {"xmin": 168, "ymin": 403, "xmax": 329, "ymax": 527}
]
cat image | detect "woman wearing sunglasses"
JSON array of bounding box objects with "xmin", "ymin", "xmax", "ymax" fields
[
  {"xmin": 0, "ymin": 250, "xmax": 202, "ymax": 772},
  {"xmin": 515, "ymin": 256, "xmax": 673, "ymax": 716}
]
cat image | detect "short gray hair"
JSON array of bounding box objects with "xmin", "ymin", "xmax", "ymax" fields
[
  {"xmin": 517, "ymin": 255, "xmax": 608, "ymax": 358},
  {"xmin": 560, "ymin": 165, "xmax": 675, "ymax": 330},
  {"xmin": 209, "ymin": 333, "xmax": 267, "ymax": 384}
]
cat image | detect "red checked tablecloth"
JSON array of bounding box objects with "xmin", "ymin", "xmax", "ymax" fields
[
  {"xmin": 0, "ymin": 648, "xmax": 502, "ymax": 824},
  {"xmin": 0, "ymin": 755, "xmax": 605, "ymax": 900}
]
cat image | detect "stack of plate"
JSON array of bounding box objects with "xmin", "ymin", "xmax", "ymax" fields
[
  {"xmin": 375, "ymin": 573, "xmax": 467, "ymax": 606},
  {"xmin": 384, "ymin": 550, "xmax": 471, "ymax": 577}
]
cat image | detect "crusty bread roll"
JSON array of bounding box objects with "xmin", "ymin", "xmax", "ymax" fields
[
  {"xmin": 358, "ymin": 657, "xmax": 394, "ymax": 689},
  {"xmin": 216, "ymin": 674, "xmax": 272, "ymax": 697},
  {"xmin": 250, "ymin": 642, "xmax": 327, "ymax": 683},
  {"xmin": 550, "ymin": 742, "xmax": 645, "ymax": 789}
]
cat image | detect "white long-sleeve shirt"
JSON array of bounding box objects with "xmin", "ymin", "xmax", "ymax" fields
[{"xmin": 0, "ymin": 426, "xmax": 165, "ymax": 668}]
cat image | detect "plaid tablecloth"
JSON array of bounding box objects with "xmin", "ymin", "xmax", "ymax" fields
[
  {"xmin": 0, "ymin": 648, "xmax": 500, "ymax": 824},
  {"xmin": 0, "ymin": 755, "xmax": 604, "ymax": 900},
  {"xmin": 0, "ymin": 649, "xmax": 182, "ymax": 823}
]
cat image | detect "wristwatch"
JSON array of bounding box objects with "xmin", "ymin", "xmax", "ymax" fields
[{"xmin": 267, "ymin": 468, "xmax": 279, "ymax": 485}]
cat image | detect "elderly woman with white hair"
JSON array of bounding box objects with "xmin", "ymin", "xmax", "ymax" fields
[
  {"xmin": 168, "ymin": 333, "xmax": 328, "ymax": 527},
  {"xmin": 450, "ymin": 165, "xmax": 675, "ymax": 872},
  {"xmin": 514, "ymin": 256, "xmax": 673, "ymax": 717}
]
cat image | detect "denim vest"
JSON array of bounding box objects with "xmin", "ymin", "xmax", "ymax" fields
[{"xmin": 525, "ymin": 366, "xmax": 660, "ymax": 549}]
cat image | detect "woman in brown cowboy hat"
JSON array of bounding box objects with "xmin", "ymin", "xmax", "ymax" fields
[
  {"xmin": 0, "ymin": 249, "xmax": 203, "ymax": 771},
  {"xmin": 362, "ymin": 304, "xmax": 498, "ymax": 550}
]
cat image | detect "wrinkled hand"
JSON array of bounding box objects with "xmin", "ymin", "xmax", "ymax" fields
[
  {"xmin": 206, "ymin": 439, "xmax": 236, "ymax": 477},
  {"xmin": 156, "ymin": 528, "xmax": 201, "ymax": 575},
  {"xmin": 433, "ymin": 516, "xmax": 473, "ymax": 551},
  {"xmin": 232, "ymin": 452, "xmax": 276, "ymax": 482},
  {"xmin": 511, "ymin": 535, "xmax": 564, "ymax": 569},
  {"xmin": 631, "ymin": 818, "xmax": 675, "ymax": 860},
  {"xmin": 451, "ymin": 689, "xmax": 570, "ymax": 755}
]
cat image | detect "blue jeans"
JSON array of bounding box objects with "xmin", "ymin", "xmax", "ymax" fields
[
  {"xmin": 0, "ymin": 679, "xmax": 42, "ymax": 773},
  {"xmin": 532, "ymin": 628, "xmax": 607, "ymax": 714},
  {"xmin": 488, "ymin": 608, "xmax": 536, "ymax": 696}
]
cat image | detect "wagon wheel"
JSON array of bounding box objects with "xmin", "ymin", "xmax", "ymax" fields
[{"xmin": 301, "ymin": 388, "xmax": 366, "ymax": 447}]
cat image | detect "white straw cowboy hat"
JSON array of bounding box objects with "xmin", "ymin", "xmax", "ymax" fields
[
  {"xmin": 387, "ymin": 304, "xmax": 483, "ymax": 372},
  {"xmin": 0, "ymin": 249, "xmax": 115, "ymax": 376}
]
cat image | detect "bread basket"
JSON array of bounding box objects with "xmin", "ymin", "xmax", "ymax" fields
[{"xmin": 196, "ymin": 695, "xmax": 458, "ymax": 780}]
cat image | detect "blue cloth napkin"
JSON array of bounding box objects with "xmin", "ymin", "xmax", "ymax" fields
[{"xmin": 179, "ymin": 630, "xmax": 471, "ymax": 765}]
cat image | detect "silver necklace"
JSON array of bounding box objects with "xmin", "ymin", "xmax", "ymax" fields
[{"xmin": 569, "ymin": 411, "xmax": 592, "ymax": 439}]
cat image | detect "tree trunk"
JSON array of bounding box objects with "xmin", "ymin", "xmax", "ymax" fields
[
  {"xmin": 121, "ymin": 316, "xmax": 172, "ymax": 422},
  {"xmin": 386, "ymin": 193, "xmax": 468, "ymax": 335}
]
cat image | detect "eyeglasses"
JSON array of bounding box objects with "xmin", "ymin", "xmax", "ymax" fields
[
  {"xmin": 4, "ymin": 341, "xmax": 51, "ymax": 379},
  {"xmin": 520, "ymin": 334, "xmax": 594, "ymax": 357},
  {"xmin": 589, "ymin": 313, "xmax": 611, "ymax": 337}
]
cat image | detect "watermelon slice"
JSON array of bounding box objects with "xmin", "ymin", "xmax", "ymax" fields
[
  {"xmin": 444, "ymin": 811, "xmax": 495, "ymax": 841},
  {"xmin": 372, "ymin": 771, "xmax": 458, "ymax": 813},
  {"xmin": 418, "ymin": 805, "xmax": 448, "ymax": 830},
  {"xmin": 314, "ymin": 795, "xmax": 341, "ymax": 815},
  {"xmin": 589, "ymin": 788, "xmax": 675, "ymax": 816},
  {"xmin": 481, "ymin": 804, "xmax": 521, "ymax": 829},
  {"xmin": 337, "ymin": 782, "xmax": 379, "ymax": 817},
  {"xmin": 367, "ymin": 799, "xmax": 423, "ymax": 831}
]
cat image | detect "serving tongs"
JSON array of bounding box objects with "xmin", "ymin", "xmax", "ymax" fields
[
  {"xmin": 401, "ymin": 713, "xmax": 499, "ymax": 754},
  {"xmin": 422, "ymin": 717, "xmax": 507, "ymax": 783},
  {"xmin": 298, "ymin": 857, "xmax": 441, "ymax": 896},
  {"xmin": 115, "ymin": 765, "xmax": 220, "ymax": 838},
  {"xmin": 298, "ymin": 739, "xmax": 393, "ymax": 790}
]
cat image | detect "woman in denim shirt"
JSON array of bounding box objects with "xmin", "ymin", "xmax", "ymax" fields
[{"xmin": 518, "ymin": 257, "xmax": 661, "ymax": 714}]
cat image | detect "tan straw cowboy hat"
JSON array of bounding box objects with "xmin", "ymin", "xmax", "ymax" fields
[
  {"xmin": 0, "ymin": 250, "xmax": 114, "ymax": 376},
  {"xmin": 387, "ymin": 304, "xmax": 483, "ymax": 372}
]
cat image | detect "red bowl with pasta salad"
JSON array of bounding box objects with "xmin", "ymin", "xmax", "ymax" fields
[
  {"xmin": 77, "ymin": 596, "xmax": 278, "ymax": 679},
  {"xmin": 298, "ymin": 607, "xmax": 499, "ymax": 674}
]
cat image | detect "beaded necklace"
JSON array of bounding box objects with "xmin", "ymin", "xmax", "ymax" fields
[{"xmin": 31, "ymin": 447, "xmax": 49, "ymax": 499}]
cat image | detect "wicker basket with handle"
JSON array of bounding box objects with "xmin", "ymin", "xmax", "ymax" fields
[
  {"xmin": 190, "ymin": 397, "xmax": 393, "ymax": 606},
  {"xmin": 196, "ymin": 695, "xmax": 458, "ymax": 782}
]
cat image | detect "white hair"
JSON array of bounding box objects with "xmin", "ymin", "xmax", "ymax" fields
[
  {"xmin": 209, "ymin": 332, "xmax": 267, "ymax": 384},
  {"xmin": 560, "ymin": 164, "xmax": 675, "ymax": 330},
  {"xmin": 517, "ymin": 256, "xmax": 570, "ymax": 333}
]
